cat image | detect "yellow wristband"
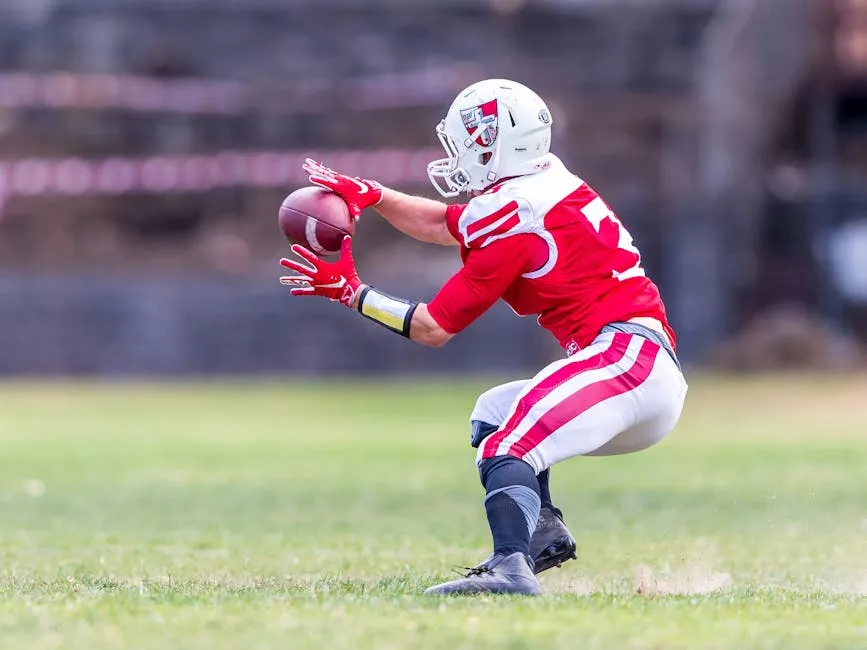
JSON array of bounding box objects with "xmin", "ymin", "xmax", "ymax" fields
[{"xmin": 357, "ymin": 287, "xmax": 417, "ymax": 337}]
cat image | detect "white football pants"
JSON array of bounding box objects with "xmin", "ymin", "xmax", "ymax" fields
[{"xmin": 472, "ymin": 330, "xmax": 688, "ymax": 474}]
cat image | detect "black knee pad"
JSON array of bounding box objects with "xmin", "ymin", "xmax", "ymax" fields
[
  {"xmin": 478, "ymin": 455, "xmax": 538, "ymax": 492},
  {"xmin": 470, "ymin": 420, "xmax": 498, "ymax": 449}
]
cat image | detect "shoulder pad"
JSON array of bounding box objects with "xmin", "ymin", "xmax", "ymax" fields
[{"xmin": 458, "ymin": 191, "xmax": 536, "ymax": 249}]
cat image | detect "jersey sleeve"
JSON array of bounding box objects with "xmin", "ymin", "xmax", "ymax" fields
[
  {"xmin": 427, "ymin": 234, "xmax": 547, "ymax": 334},
  {"xmin": 444, "ymin": 203, "xmax": 466, "ymax": 242}
]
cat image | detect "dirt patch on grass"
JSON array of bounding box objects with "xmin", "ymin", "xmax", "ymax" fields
[
  {"xmin": 634, "ymin": 562, "xmax": 732, "ymax": 597},
  {"xmin": 816, "ymin": 569, "xmax": 867, "ymax": 597}
]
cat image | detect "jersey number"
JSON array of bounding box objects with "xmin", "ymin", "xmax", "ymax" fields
[{"xmin": 580, "ymin": 197, "xmax": 646, "ymax": 282}]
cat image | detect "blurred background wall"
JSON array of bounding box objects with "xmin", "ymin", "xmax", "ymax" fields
[{"xmin": 0, "ymin": 0, "xmax": 866, "ymax": 376}]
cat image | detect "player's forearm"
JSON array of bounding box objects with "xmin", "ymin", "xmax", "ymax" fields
[
  {"xmin": 350, "ymin": 285, "xmax": 453, "ymax": 347},
  {"xmin": 374, "ymin": 188, "xmax": 457, "ymax": 246}
]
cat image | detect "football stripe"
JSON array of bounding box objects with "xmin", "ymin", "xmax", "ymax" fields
[{"xmin": 305, "ymin": 218, "xmax": 329, "ymax": 256}]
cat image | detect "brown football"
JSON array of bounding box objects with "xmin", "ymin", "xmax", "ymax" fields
[{"xmin": 278, "ymin": 186, "xmax": 354, "ymax": 256}]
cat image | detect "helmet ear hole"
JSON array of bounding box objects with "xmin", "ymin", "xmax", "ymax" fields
[{"xmin": 479, "ymin": 152, "xmax": 493, "ymax": 165}]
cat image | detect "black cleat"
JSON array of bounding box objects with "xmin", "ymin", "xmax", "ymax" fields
[
  {"xmin": 530, "ymin": 506, "xmax": 578, "ymax": 575},
  {"xmin": 424, "ymin": 552, "xmax": 541, "ymax": 596}
]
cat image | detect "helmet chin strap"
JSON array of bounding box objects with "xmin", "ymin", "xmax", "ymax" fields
[{"xmin": 485, "ymin": 141, "xmax": 502, "ymax": 185}]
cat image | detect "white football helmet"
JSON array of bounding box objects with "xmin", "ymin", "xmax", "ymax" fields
[{"xmin": 427, "ymin": 79, "xmax": 553, "ymax": 197}]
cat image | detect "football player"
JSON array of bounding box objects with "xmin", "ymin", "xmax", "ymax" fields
[{"xmin": 280, "ymin": 79, "xmax": 688, "ymax": 596}]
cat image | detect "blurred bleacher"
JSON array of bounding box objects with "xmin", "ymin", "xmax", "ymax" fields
[
  {"xmin": 4, "ymin": 0, "xmax": 858, "ymax": 374},
  {"xmin": 0, "ymin": 0, "xmax": 718, "ymax": 277}
]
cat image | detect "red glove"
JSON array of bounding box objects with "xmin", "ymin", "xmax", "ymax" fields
[
  {"xmin": 280, "ymin": 236, "xmax": 362, "ymax": 308},
  {"xmin": 302, "ymin": 158, "xmax": 383, "ymax": 220}
]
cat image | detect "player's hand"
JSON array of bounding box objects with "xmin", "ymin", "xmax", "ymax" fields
[
  {"xmin": 279, "ymin": 236, "xmax": 362, "ymax": 308},
  {"xmin": 302, "ymin": 158, "xmax": 383, "ymax": 221}
]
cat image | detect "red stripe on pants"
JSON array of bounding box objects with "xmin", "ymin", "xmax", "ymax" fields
[
  {"xmin": 481, "ymin": 333, "xmax": 631, "ymax": 458},
  {"xmin": 503, "ymin": 338, "xmax": 660, "ymax": 459}
]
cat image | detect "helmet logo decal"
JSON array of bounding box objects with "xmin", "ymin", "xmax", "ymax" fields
[
  {"xmin": 538, "ymin": 109, "xmax": 551, "ymax": 124},
  {"xmin": 460, "ymin": 100, "xmax": 499, "ymax": 147}
]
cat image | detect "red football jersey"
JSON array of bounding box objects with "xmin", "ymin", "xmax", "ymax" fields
[{"xmin": 426, "ymin": 155, "xmax": 676, "ymax": 353}]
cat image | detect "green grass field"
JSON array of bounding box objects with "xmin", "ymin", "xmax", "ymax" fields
[{"xmin": 0, "ymin": 376, "xmax": 865, "ymax": 649}]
